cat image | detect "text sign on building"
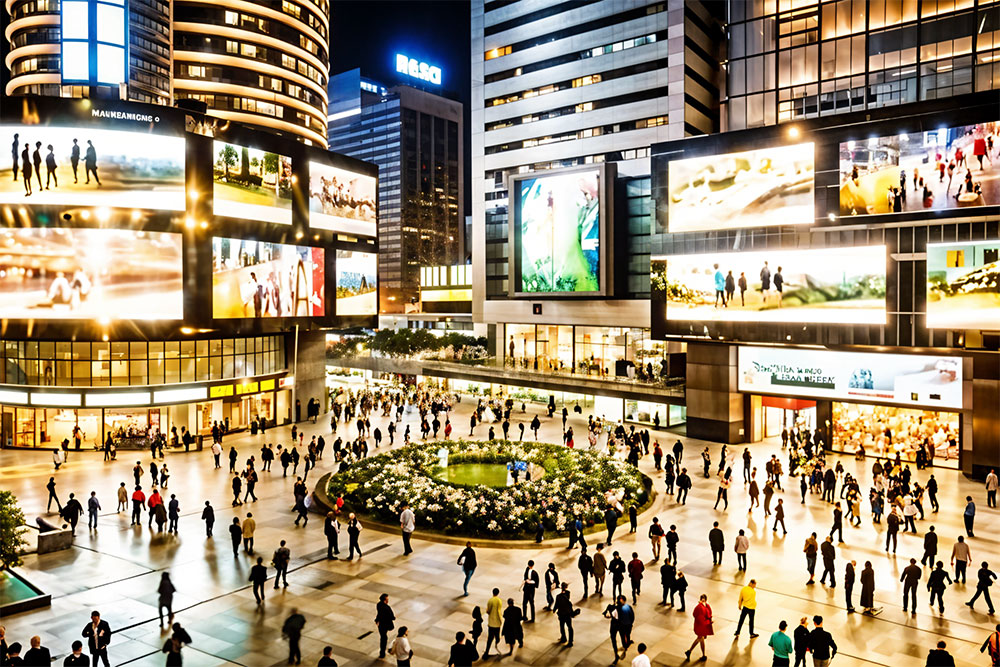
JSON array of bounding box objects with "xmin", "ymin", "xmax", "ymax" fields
[
  {"xmin": 737, "ymin": 346, "xmax": 964, "ymax": 410},
  {"xmin": 395, "ymin": 54, "xmax": 442, "ymax": 85}
]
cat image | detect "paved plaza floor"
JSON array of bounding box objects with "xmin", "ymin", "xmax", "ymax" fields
[{"xmin": 1, "ymin": 390, "xmax": 997, "ymax": 666}]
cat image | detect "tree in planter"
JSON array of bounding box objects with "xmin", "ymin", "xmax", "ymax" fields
[{"xmin": 0, "ymin": 490, "xmax": 28, "ymax": 571}]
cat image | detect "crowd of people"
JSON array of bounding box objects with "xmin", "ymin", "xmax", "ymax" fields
[{"xmin": 5, "ymin": 381, "xmax": 1000, "ymax": 667}]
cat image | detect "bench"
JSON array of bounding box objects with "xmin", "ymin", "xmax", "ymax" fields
[{"xmin": 35, "ymin": 517, "xmax": 73, "ymax": 554}]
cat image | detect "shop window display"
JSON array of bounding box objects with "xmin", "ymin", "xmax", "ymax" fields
[{"xmin": 832, "ymin": 403, "xmax": 959, "ymax": 468}]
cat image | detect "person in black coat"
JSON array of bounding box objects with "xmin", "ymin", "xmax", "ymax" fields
[
  {"xmin": 501, "ymin": 598, "xmax": 524, "ymax": 653},
  {"xmin": 249, "ymin": 557, "xmax": 268, "ymax": 604},
  {"xmin": 324, "ymin": 512, "xmax": 340, "ymax": 559},
  {"xmin": 860, "ymin": 561, "xmax": 876, "ymax": 614},
  {"xmin": 81, "ymin": 611, "xmax": 112, "ymax": 667},
  {"xmin": 62, "ymin": 640, "xmax": 90, "ymax": 665},
  {"xmin": 201, "ymin": 501, "xmax": 214, "ymax": 537},
  {"xmin": 375, "ymin": 593, "xmax": 396, "ymax": 658},
  {"xmin": 792, "ymin": 617, "xmax": 810, "ymax": 667},
  {"xmin": 928, "ymin": 561, "xmax": 953, "ymax": 613},
  {"xmin": 447, "ymin": 632, "xmax": 479, "ymax": 667},
  {"xmin": 708, "ymin": 522, "xmax": 725, "ymax": 565},
  {"xmin": 228, "ymin": 517, "xmax": 242, "ymax": 557},
  {"xmin": 553, "ymin": 585, "xmax": 576, "ymax": 647},
  {"xmin": 23, "ymin": 635, "xmax": 51, "ymax": 665},
  {"xmin": 844, "ymin": 560, "xmax": 857, "ymax": 613}
]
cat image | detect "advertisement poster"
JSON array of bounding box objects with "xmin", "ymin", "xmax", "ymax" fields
[
  {"xmin": 839, "ymin": 121, "xmax": 999, "ymax": 216},
  {"xmin": 0, "ymin": 124, "xmax": 185, "ymax": 209},
  {"xmin": 517, "ymin": 169, "xmax": 600, "ymax": 293},
  {"xmin": 335, "ymin": 249, "xmax": 377, "ymax": 316},
  {"xmin": 926, "ymin": 240, "xmax": 1000, "ymax": 329},
  {"xmin": 308, "ymin": 162, "xmax": 377, "ymax": 236},
  {"xmin": 653, "ymin": 245, "xmax": 886, "ymax": 324},
  {"xmin": 0, "ymin": 228, "xmax": 183, "ymax": 319},
  {"xmin": 738, "ymin": 346, "xmax": 963, "ymax": 410},
  {"xmin": 213, "ymin": 141, "xmax": 293, "ymax": 224},
  {"xmin": 665, "ymin": 142, "xmax": 814, "ymax": 232},
  {"xmin": 212, "ymin": 237, "xmax": 324, "ymax": 318}
]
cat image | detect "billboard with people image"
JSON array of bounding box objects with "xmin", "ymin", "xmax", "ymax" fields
[
  {"xmin": 335, "ymin": 250, "xmax": 377, "ymax": 316},
  {"xmin": 0, "ymin": 124, "xmax": 185, "ymax": 209},
  {"xmin": 515, "ymin": 168, "xmax": 601, "ymax": 293},
  {"xmin": 839, "ymin": 121, "xmax": 998, "ymax": 216},
  {"xmin": 0, "ymin": 227, "xmax": 183, "ymax": 319},
  {"xmin": 653, "ymin": 246, "xmax": 887, "ymax": 324},
  {"xmin": 308, "ymin": 162, "xmax": 377, "ymax": 236},
  {"xmin": 213, "ymin": 141, "xmax": 293, "ymax": 224},
  {"xmin": 926, "ymin": 240, "xmax": 1000, "ymax": 330},
  {"xmin": 211, "ymin": 237, "xmax": 325, "ymax": 319},
  {"xmin": 663, "ymin": 142, "xmax": 814, "ymax": 232}
]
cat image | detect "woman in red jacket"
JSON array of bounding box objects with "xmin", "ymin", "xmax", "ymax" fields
[{"xmin": 685, "ymin": 594, "xmax": 713, "ymax": 661}]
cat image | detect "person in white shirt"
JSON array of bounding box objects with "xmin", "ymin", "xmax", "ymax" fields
[
  {"xmin": 986, "ymin": 469, "xmax": 998, "ymax": 508},
  {"xmin": 211, "ymin": 441, "xmax": 223, "ymax": 469},
  {"xmin": 631, "ymin": 642, "xmax": 651, "ymax": 667},
  {"xmin": 389, "ymin": 626, "xmax": 413, "ymax": 667},
  {"xmin": 399, "ymin": 502, "xmax": 416, "ymax": 556}
]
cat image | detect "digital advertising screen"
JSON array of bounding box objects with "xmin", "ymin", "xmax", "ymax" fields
[
  {"xmin": 665, "ymin": 142, "xmax": 814, "ymax": 232},
  {"xmin": 926, "ymin": 240, "xmax": 1000, "ymax": 330},
  {"xmin": 212, "ymin": 141, "xmax": 293, "ymax": 224},
  {"xmin": 211, "ymin": 237, "xmax": 324, "ymax": 319},
  {"xmin": 0, "ymin": 228, "xmax": 183, "ymax": 319},
  {"xmin": 308, "ymin": 162, "xmax": 377, "ymax": 236},
  {"xmin": 839, "ymin": 121, "xmax": 999, "ymax": 216},
  {"xmin": 335, "ymin": 249, "xmax": 377, "ymax": 316},
  {"xmin": 738, "ymin": 346, "xmax": 963, "ymax": 410},
  {"xmin": 0, "ymin": 124, "xmax": 185, "ymax": 209},
  {"xmin": 516, "ymin": 169, "xmax": 601, "ymax": 293},
  {"xmin": 653, "ymin": 245, "xmax": 886, "ymax": 324}
]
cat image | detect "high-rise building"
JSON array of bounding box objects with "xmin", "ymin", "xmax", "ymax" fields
[
  {"xmin": 4, "ymin": 0, "xmax": 171, "ymax": 104},
  {"xmin": 723, "ymin": 0, "xmax": 1000, "ymax": 130},
  {"xmin": 328, "ymin": 68, "xmax": 464, "ymax": 313},
  {"xmin": 3, "ymin": 0, "xmax": 330, "ymax": 145},
  {"xmin": 172, "ymin": 0, "xmax": 330, "ymax": 145}
]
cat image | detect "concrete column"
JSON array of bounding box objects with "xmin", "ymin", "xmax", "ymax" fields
[
  {"xmin": 291, "ymin": 330, "xmax": 327, "ymax": 423},
  {"xmin": 684, "ymin": 341, "xmax": 745, "ymax": 444}
]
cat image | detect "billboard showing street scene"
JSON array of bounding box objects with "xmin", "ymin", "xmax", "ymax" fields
[
  {"xmin": 213, "ymin": 141, "xmax": 293, "ymax": 224},
  {"xmin": 516, "ymin": 168, "xmax": 601, "ymax": 293},
  {"xmin": 211, "ymin": 237, "xmax": 324, "ymax": 318},
  {"xmin": 0, "ymin": 228, "xmax": 183, "ymax": 319},
  {"xmin": 926, "ymin": 240, "xmax": 1000, "ymax": 330},
  {"xmin": 0, "ymin": 124, "xmax": 185, "ymax": 209},
  {"xmin": 664, "ymin": 142, "xmax": 814, "ymax": 232},
  {"xmin": 653, "ymin": 245, "xmax": 886, "ymax": 324},
  {"xmin": 335, "ymin": 250, "xmax": 377, "ymax": 316},
  {"xmin": 738, "ymin": 346, "xmax": 963, "ymax": 410},
  {"xmin": 308, "ymin": 162, "xmax": 377, "ymax": 236},
  {"xmin": 839, "ymin": 121, "xmax": 999, "ymax": 216}
]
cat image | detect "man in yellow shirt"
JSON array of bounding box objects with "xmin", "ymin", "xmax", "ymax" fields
[
  {"xmin": 735, "ymin": 579, "xmax": 758, "ymax": 638},
  {"xmin": 484, "ymin": 587, "xmax": 503, "ymax": 657},
  {"xmin": 242, "ymin": 512, "xmax": 256, "ymax": 555}
]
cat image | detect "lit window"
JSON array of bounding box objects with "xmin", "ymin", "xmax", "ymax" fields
[
  {"xmin": 485, "ymin": 45, "xmax": 512, "ymax": 60},
  {"xmin": 271, "ymin": 78, "xmax": 282, "ymax": 92},
  {"xmin": 241, "ymin": 43, "xmax": 257, "ymax": 57},
  {"xmin": 96, "ymin": 43, "xmax": 125, "ymax": 84},
  {"xmin": 62, "ymin": 1, "xmax": 89, "ymax": 40},
  {"xmin": 224, "ymin": 10, "xmax": 238, "ymax": 24},
  {"xmin": 282, "ymin": 54, "xmax": 296, "ymax": 69},
  {"xmin": 226, "ymin": 40, "xmax": 238, "ymax": 54},
  {"xmin": 282, "ymin": 0, "xmax": 300, "ymax": 17},
  {"xmin": 189, "ymin": 65, "xmax": 206, "ymax": 77}
]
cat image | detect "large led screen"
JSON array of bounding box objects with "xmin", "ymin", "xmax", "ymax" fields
[
  {"xmin": 213, "ymin": 141, "xmax": 293, "ymax": 224},
  {"xmin": 0, "ymin": 125, "xmax": 185, "ymax": 209},
  {"xmin": 654, "ymin": 246, "xmax": 886, "ymax": 324},
  {"xmin": 839, "ymin": 121, "xmax": 999, "ymax": 216},
  {"xmin": 516, "ymin": 169, "xmax": 600, "ymax": 293},
  {"xmin": 308, "ymin": 162, "xmax": 377, "ymax": 236},
  {"xmin": 212, "ymin": 237, "xmax": 324, "ymax": 319},
  {"xmin": 335, "ymin": 250, "xmax": 377, "ymax": 316},
  {"xmin": 738, "ymin": 346, "xmax": 963, "ymax": 410},
  {"xmin": 0, "ymin": 228, "xmax": 182, "ymax": 319},
  {"xmin": 666, "ymin": 142, "xmax": 814, "ymax": 232},
  {"xmin": 927, "ymin": 240, "xmax": 1000, "ymax": 330}
]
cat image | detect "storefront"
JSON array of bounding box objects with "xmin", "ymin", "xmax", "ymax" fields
[
  {"xmin": 625, "ymin": 400, "xmax": 687, "ymax": 429},
  {"xmin": 738, "ymin": 346, "xmax": 967, "ymax": 469}
]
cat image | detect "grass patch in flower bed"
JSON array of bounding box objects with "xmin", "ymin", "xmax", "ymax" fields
[{"xmin": 325, "ymin": 440, "xmax": 653, "ymax": 540}]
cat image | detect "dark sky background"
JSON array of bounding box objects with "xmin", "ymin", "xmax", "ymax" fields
[{"xmin": 329, "ymin": 0, "xmax": 473, "ymax": 225}]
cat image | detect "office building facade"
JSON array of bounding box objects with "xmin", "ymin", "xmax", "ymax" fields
[{"xmin": 328, "ymin": 70, "xmax": 464, "ymax": 313}]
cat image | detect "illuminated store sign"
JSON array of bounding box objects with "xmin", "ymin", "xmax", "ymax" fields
[
  {"xmin": 395, "ymin": 54, "xmax": 442, "ymax": 85},
  {"xmin": 738, "ymin": 347, "xmax": 963, "ymax": 410}
]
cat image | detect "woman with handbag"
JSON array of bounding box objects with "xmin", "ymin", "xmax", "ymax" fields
[{"xmin": 685, "ymin": 594, "xmax": 713, "ymax": 661}]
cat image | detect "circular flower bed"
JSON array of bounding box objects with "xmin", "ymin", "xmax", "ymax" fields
[{"xmin": 326, "ymin": 440, "xmax": 650, "ymax": 538}]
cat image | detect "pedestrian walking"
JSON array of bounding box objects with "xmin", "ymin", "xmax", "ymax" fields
[
  {"xmin": 82, "ymin": 610, "xmax": 112, "ymax": 667},
  {"xmin": 734, "ymin": 580, "xmax": 759, "ymax": 638},
  {"xmin": 249, "ymin": 556, "xmax": 268, "ymax": 604},
  {"xmin": 773, "ymin": 498, "xmax": 787, "ymax": 534},
  {"xmin": 967, "ymin": 561, "xmax": 997, "ymax": 614},
  {"xmin": 554, "ymin": 583, "xmax": 577, "ymax": 647},
  {"xmin": 860, "ymin": 561, "xmax": 877, "ymax": 615},
  {"xmin": 709, "ymin": 522, "xmax": 725, "ymax": 565},
  {"xmin": 735, "ymin": 529, "xmax": 749, "ymax": 571},
  {"xmin": 116, "ymin": 482, "xmax": 127, "ymax": 513},
  {"xmin": 627, "ymin": 552, "xmax": 644, "ymax": 603},
  {"xmin": 546, "ymin": 562, "xmax": 561, "ymax": 610},
  {"xmin": 202, "ymin": 500, "xmax": 214, "ymax": 537},
  {"xmin": 87, "ymin": 491, "xmax": 101, "ymax": 530},
  {"xmin": 502, "ymin": 599, "xmax": 524, "ymax": 654},
  {"xmin": 684, "ymin": 594, "xmax": 713, "ymax": 662},
  {"xmin": 157, "ymin": 572, "xmax": 175, "ymax": 626},
  {"xmin": 347, "ymin": 513, "xmax": 363, "ymax": 560},
  {"xmin": 458, "ymin": 541, "xmax": 477, "ymax": 596},
  {"xmin": 241, "ymin": 513, "xmax": 256, "ymax": 554},
  {"xmin": 928, "ymin": 561, "xmax": 952, "ymax": 613},
  {"xmin": 273, "ymin": 540, "xmax": 290, "ymax": 588},
  {"xmin": 282, "ymin": 608, "xmax": 305, "ymax": 665},
  {"xmin": 901, "ymin": 557, "xmax": 921, "ymax": 613},
  {"xmin": 952, "ymin": 535, "xmax": 971, "ymax": 583},
  {"xmin": 844, "ymin": 560, "xmax": 857, "ymax": 613},
  {"xmin": 375, "ymin": 593, "xmax": 396, "ymax": 658},
  {"xmin": 484, "ymin": 588, "xmax": 502, "ymax": 656},
  {"xmin": 228, "ymin": 517, "xmax": 241, "ymax": 557},
  {"xmin": 46, "ymin": 477, "xmax": 61, "ymax": 512},
  {"xmin": 521, "ymin": 560, "xmax": 539, "ymax": 622},
  {"xmin": 390, "ymin": 626, "xmax": 413, "ymax": 666},
  {"xmin": 578, "ymin": 546, "xmax": 593, "ymax": 597},
  {"xmin": 965, "ymin": 496, "xmax": 977, "ymax": 537},
  {"xmin": 167, "ymin": 494, "xmax": 179, "ymax": 533},
  {"xmin": 399, "ymin": 502, "xmax": 415, "ymax": 555}
]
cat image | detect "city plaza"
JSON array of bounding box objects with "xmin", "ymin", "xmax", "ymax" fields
[{"xmin": 1, "ymin": 392, "xmax": 997, "ymax": 666}]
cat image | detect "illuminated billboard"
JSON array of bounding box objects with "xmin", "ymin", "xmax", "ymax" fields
[
  {"xmin": 335, "ymin": 250, "xmax": 377, "ymax": 316},
  {"xmin": 839, "ymin": 121, "xmax": 999, "ymax": 216},
  {"xmin": 927, "ymin": 241, "xmax": 1000, "ymax": 330},
  {"xmin": 308, "ymin": 162, "xmax": 377, "ymax": 236},
  {"xmin": 665, "ymin": 142, "xmax": 814, "ymax": 232},
  {"xmin": 515, "ymin": 169, "xmax": 601, "ymax": 293},
  {"xmin": 213, "ymin": 141, "xmax": 293, "ymax": 224},
  {"xmin": 0, "ymin": 228, "xmax": 183, "ymax": 320},
  {"xmin": 738, "ymin": 346, "xmax": 963, "ymax": 410},
  {"xmin": 0, "ymin": 125, "xmax": 185, "ymax": 209},
  {"xmin": 211, "ymin": 237, "xmax": 324, "ymax": 319},
  {"xmin": 653, "ymin": 246, "xmax": 886, "ymax": 324}
]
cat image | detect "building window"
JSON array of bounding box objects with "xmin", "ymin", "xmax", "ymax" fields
[
  {"xmin": 224, "ymin": 10, "xmax": 238, "ymax": 24},
  {"xmin": 485, "ymin": 45, "xmax": 512, "ymax": 60},
  {"xmin": 240, "ymin": 43, "xmax": 257, "ymax": 58},
  {"xmin": 282, "ymin": 0, "xmax": 300, "ymax": 17}
]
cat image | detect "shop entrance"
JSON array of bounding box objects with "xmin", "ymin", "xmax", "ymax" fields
[
  {"xmin": 749, "ymin": 396, "xmax": 816, "ymax": 443},
  {"xmin": 831, "ymin": 402, "xmax": 960, "ymax": 469}
]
